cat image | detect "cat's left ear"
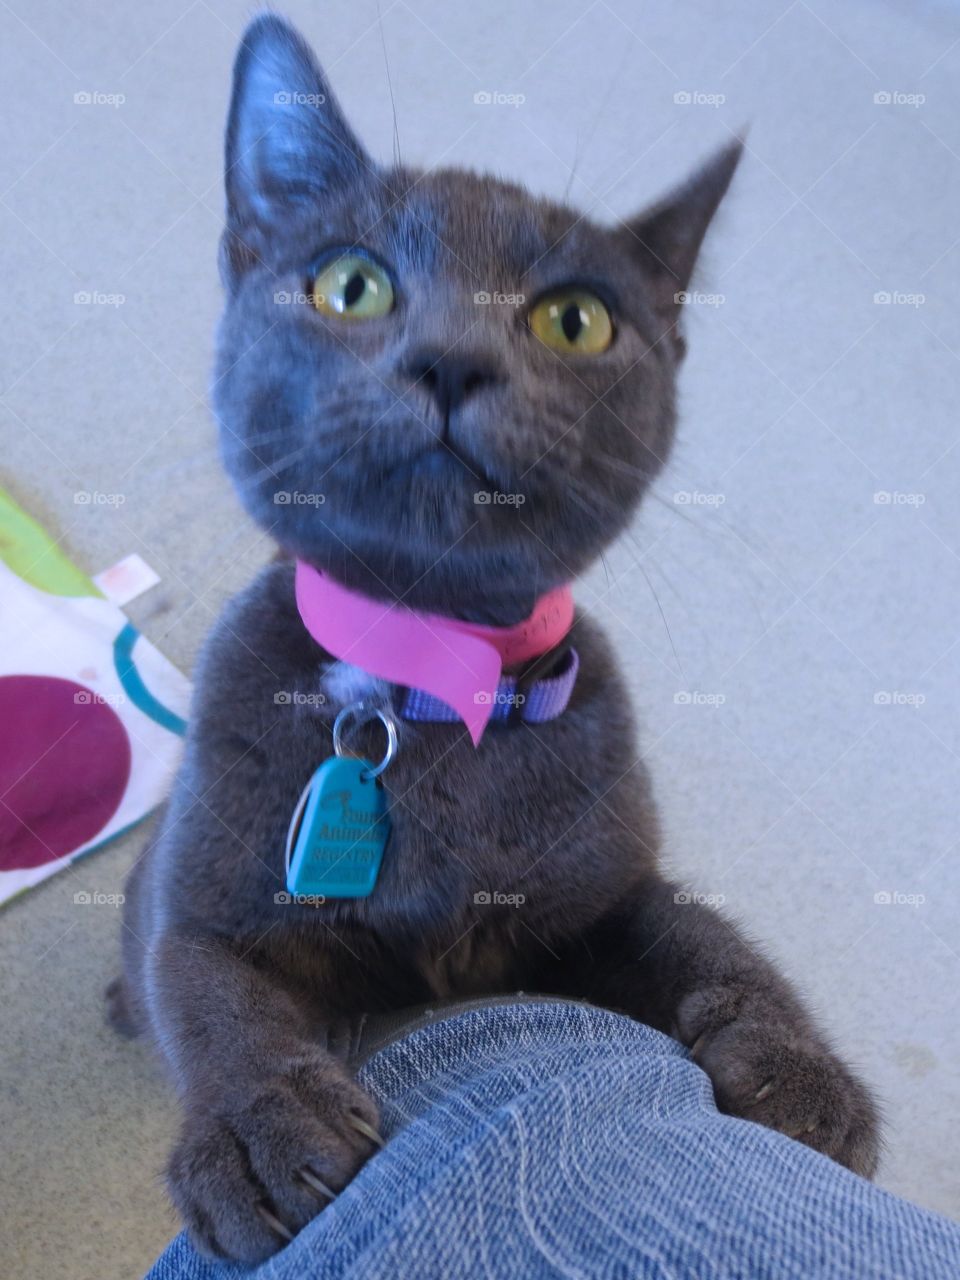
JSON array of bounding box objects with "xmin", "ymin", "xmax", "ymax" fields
[
  {"xmin": 624, "ymin": 139, "xmax": 743, "ymax": 356},
  {"xmin": 222, "ymin": 15, "xmax": 374, "ymax": 281}
]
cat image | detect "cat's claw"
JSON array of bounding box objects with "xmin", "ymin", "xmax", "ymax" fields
[
  {"xmin": 689, "ymin": 1031, "xmax": 708, "ymax": 1061},
  {"xmin": 348, "ymin": 1113, "xmax": 384, "ymax": 1147},
  {"xmin": 299, "ymin": 1168, "xmax": 336, "ymax": 1201},
  {"xmin": 256, "ymin": 1202, "xmax": 294, "ymax": 1243}
]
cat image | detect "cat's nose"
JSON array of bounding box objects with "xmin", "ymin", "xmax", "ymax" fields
[{"xmin": 405, "ymin": 349, "xmax": 502, "ymax": 419}]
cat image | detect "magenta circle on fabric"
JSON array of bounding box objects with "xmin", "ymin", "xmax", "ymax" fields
[{"xmin": 0, "ymin": 674, "xmax": 131, "ymax": 871}]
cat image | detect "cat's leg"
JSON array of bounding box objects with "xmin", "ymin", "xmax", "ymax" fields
[
  {"xmin": 146, "ymin": 930, "xmax": 381, "ymax": 1263},
  {"xmin": 557, "ymin": 874, "xmax": 881, "ymax": 1177}
]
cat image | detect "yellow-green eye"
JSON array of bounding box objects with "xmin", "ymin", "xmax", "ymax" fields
[
  {"xmin": 311, "ymin": 255, "xmax": 394, "ymax": 320},
  {"xmin": 528, "ymin": 289, "xmax": 613, "ymax": 355}
]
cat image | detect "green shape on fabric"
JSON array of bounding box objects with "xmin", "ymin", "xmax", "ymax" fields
[{"xmin": 0, "ymin": 490, "xmax": 101, "ymax": 597}]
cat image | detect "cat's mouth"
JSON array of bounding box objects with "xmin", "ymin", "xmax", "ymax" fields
[{"xmin": 400, "ymin": 441, "xmax": 501, "ymax": 492}]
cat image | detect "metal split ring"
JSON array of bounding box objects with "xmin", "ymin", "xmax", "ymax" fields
[{"xmin": 332, "ymin": 702, "xmax": 398, "ymax": 780}]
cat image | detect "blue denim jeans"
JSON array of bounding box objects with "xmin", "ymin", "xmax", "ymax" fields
[{"xmin": 146, "ymin": 1001, "xmax": 960, "ymax": 1279}]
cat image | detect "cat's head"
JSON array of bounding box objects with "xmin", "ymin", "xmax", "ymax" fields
[{"xmin": 214, "ymin": 14, "xmax": 740, "ymax": 623}]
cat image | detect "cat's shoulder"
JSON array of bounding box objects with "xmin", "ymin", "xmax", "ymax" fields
[
  {"xmin": 193, "ymin": 557, "xmax": 317, "ymax": 699},
  {"xmin": 220, "ymin": 556, "xmax": 297, "ymax": 632}
]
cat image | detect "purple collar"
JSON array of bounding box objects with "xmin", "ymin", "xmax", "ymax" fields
[
  {"xmin": 400, "ymin": 647, "xmax": 579, "ymax": 729},
  {"xmin": 296, "ymin": 561, "xmax": 574, "ymax": 744}
]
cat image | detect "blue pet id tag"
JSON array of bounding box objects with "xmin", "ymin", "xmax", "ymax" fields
[{"xmin": 285, "ymin": 704, "xmax": 395, "ymax": 899}]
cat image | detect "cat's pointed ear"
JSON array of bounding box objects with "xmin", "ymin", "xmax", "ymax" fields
[
  {"xmin": 222, "ymin": 15, "xmax": 372, "ymax": 274},
  {"xmin": 625, "ymin": 139, "xmax": 743, "ymax": 353}
]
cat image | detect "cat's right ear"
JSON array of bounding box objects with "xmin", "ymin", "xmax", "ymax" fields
[
  {"xmin": 624, "ymin": 139, "xmax": 743, "ymax": 358},
  {"xmin": 221, "ymin": 14, "xmax": 373, "ymax": 284}
]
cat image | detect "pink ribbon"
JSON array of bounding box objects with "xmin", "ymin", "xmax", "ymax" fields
[{"xmin": 294, "ymin": 561, "xmax": 574, "ymax": 745}]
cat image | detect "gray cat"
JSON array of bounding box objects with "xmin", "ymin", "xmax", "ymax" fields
[{"xmin": 109, "ymin": 14, "xmax": 880, "ymax": 1264}]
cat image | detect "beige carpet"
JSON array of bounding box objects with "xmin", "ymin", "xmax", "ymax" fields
[{"xmin": 2, "ymin": 1, "xmax": 959, "ymax": 1276}]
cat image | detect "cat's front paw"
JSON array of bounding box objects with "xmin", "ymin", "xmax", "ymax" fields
[
  {"xmin": 676, "ymin": 986, "xmax": 880, "ymax": 1178},
  {"xmin": 167, "ymin": 1058, "xmax": 382, "ymax": 1263}
]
